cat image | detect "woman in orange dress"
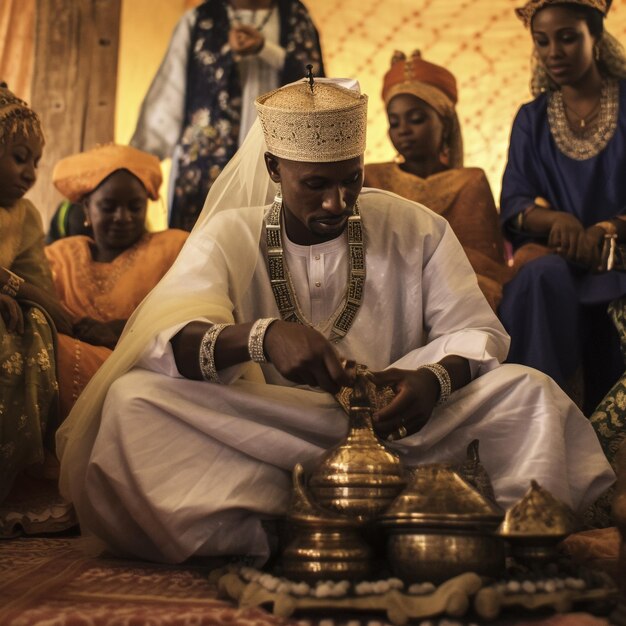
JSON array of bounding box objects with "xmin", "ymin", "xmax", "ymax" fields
[
  {"xmin": 365, "ymin": 51, "xmax": 512, "ymax": 311},
  {"xmin": 47, "ymin": 144, "xmax": 188, "ymax": 417}
]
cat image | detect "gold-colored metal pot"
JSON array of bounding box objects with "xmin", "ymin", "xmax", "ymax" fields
[
  {"xmin": 281, "ymin": 464, "xmax": 374, "ymax": 583},
  {"xmin": 308, "ymin": 376, "xmax": 406, "ymax": 521},
  {"xmin": 379, "ymin": 464, "xmax": 505, "ymax": 583},
  {"xmin": 499, "ymin": 480, "xmax": 576, "ymax": 565},
  {"xmin": 384, "ymin": 529, "xmax": 505, "ymax": 584}
]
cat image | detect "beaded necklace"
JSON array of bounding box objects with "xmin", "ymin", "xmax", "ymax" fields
[
  {"xmin": 265, "ymin": 193, "xmax": 365, "ymax": 344},
  {"xmin": 547, "ymin": 78, "xmax": 619, "ymax": 160}
]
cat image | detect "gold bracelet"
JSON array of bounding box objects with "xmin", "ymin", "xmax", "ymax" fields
[{"xmin": 1, "ymin": 269, "xmax": 24, "ymax": 298}]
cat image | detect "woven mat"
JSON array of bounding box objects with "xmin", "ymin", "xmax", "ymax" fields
[{"xmin": 0, "ymin": 536, "xmax": 613, "ymax": 626}]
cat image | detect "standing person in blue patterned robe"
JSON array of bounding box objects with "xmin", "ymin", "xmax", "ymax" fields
[
  {"xmin": 131, "ymin": 0, "xmax": 324, "ymax": 231},
  {"xmin": 500, "ymin": 0, "xmax": 626, "ymax": 413}
]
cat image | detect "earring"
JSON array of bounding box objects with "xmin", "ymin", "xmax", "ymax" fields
[
  {"xmin": 83, "ymin": 217, "xmax": 90, "ymax": 227},
  {"xmin": 595, "ymin": 44, "xmax": 601, "ymax": 61}
]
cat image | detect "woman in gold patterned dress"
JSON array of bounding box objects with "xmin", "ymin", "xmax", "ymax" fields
[
  {"xmin": 500, "ymin": 0, "xmax": 626, "ymax": 414},
  {"xmin": 364, "ymin": 51, "xmax": 512, "ymax": 312},
  {"xmin": 0, "ymin": 86, "xmax": 73, "ymax": 503},
  {"xmin": 47, "ymin": 144, "xmax": 188, "ymax": 418}
]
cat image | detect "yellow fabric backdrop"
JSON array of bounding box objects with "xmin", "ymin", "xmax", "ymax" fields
[{"xmin": 115, "ymin": 0, "xmax": 626, "ymax": 230}]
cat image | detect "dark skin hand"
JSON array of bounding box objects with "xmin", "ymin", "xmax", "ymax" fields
[
  {"xmin": 0, "ymin": 293, "xmax": 24, "ymax": 334},
  {"xmin": 0, "ymin": 268, "xmax": 73, "ymax": 335},
  {"xmin": 522, "ymin": 208, "xmax": 614, "ymax": 271},
  {"xmin": 368, "ymin": 355, "xmax": 471, "ymax": 440},
  {"xmin": 172, "ymin": 320, "xmax": 353, "ymax": 394},
  {"xmin": 229, "ymin": 24, "xmax": 264, "ymax": 56},
  {"xmin": 172, "ymin": 321, "xmax": 471, "ymax": 428},
  {"xmin": 73, "ymin": 318, "xmax": 126, "ymax": 349}
]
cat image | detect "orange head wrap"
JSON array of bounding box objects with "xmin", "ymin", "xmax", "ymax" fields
[
  {"xmin": 382, "ymin": 51, "xmax": 464, "ymax": 168},
  {"xmin": 52, "ymin": 144, "xmax": 162, "ymax": 202},
  {"xmin": 382, "ymin": 50, "xmax": 458, "ymax": 106}
]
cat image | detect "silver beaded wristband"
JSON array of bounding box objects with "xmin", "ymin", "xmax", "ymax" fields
[
  {"xmin": 1, "ymin": 269, "xmax": 24, "ymax": 298},
  {"xmin": 248, "ymin": 317, "xmax": 278, "ymax": 363},
  {"xmin": 419, "ymin": 362, "xmax": 452, "ymax": 405},
  {"xmin": 199, "ymin": 323, "xmax": 230, "ymax": 383}
]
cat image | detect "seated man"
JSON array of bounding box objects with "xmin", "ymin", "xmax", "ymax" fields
[{"xmin": 57, "ymin": 78, "xmax": 614, "ymax": 564}]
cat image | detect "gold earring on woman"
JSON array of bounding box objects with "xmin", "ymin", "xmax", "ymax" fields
[{"xmin": 595, "ymin": 44, "xmax": 601, "ymax": 62}]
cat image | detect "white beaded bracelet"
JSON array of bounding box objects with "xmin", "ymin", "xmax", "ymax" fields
[
  {"xmin": 248, "ymin": 317, "xmax": 278, "ymax": 363},
  {"xmin": 419, "ymin": 363, "xmax": 452, "ymax": 405},
  {"xmin": 199, "ymin": 323, "xmax": 230, "ymax": 383}
]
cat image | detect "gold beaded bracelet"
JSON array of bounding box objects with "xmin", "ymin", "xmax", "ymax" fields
[{"xmin": 1, "ymin": 269, "xmax": 24, "ymax": 298}]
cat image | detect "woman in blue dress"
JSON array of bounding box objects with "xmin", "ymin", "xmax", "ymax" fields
[{"xmin": 500, "ymin": 0, "xmax": 626, "ymax": 413}]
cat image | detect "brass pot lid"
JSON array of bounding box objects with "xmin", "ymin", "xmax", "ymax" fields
[
  {"xmin": 499, "ymin": 480, "xmax": 576, "ymax": 538},
  {"xmin": 378, "ymin": 464, "xmax": 503, "ymax": 528}
]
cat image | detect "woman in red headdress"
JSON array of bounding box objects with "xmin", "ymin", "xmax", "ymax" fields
[{"xmin": 365, "ymin": 51, "xmax": 512, "ymax": 312}]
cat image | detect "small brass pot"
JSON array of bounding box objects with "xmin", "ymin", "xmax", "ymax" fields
[
  {"xmin": 281, "ymin": 464, "xmax": 374, "ymax": 583},
  {"xmin": 499, "ymin": 480, "xmax": 576, "ymax": 566},
  {"xmin": 282, "ymin": 525, "xmax": 373, "ymax": 583}
]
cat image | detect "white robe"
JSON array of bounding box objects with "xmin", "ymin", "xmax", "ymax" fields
[{"xmin": 77, "ymin": 189, "xmax": 615, "ymax": 563}]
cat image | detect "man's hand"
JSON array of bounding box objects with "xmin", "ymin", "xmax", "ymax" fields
[
  {"xmin": 228, "ymin": 24, "xmax": 264, "ymax": 57},
  {"xmin": 366, "ymin": 367, "xmax": 440, "ymax": 440},
  {"xmin": 0, "ymin": 294, "xmax": 24, "ymax": 334},
  {"xmin": 264, "ymin": 320, "xmax": 353, "ymax": 393}
]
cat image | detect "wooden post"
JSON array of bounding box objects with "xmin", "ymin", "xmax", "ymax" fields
[{"xmin": 28, "ymin": 0, "xmax": 121, "ymax": 225}]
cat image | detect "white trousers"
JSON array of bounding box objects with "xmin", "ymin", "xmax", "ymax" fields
[{"xmin": 81, "ymin": 363, "xmax": 614, "ymax": 563}]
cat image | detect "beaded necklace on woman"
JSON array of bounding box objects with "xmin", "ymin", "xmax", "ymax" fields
[{"xmin": 548, "ymin": 77, "xmax": 619, "ymax": 160}]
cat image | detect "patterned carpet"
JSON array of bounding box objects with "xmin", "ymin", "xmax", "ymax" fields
[{"xmin": 0, "ymin": 535, "xmax": 615, "ymax": 626}]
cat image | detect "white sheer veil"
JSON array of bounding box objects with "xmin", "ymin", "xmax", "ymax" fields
[{"xmin": 57, "ymin": 78, "xmax": 362, "ymax": 505}]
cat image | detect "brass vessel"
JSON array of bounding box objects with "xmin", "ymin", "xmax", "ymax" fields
[
  {"xmin": 281, "ymin": 464, "xmax": 373, "ymax": 583},
  {"xmin": 309, "ymin": 375, "xmax": 406, "ymax": 521},
  {"xmin": 499, "ymin": 480, "xmax": 576, "ymax": 565},
  {"xmin": 379, "ymin": 464, "xmax": 505, "ymax": 583}
]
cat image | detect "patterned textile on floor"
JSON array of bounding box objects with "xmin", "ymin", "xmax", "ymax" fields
[
  {"xmin": 0, "ymin": 536, "xmax": 616, "ymax": 626},
  {"xmin": 0, "ymin": 473, "xmax": 76, "ymax": 538}
]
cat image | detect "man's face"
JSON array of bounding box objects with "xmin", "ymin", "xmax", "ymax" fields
[{"xmin": 265, "ymin": 154, "xmax": 364, "ymax": 245}]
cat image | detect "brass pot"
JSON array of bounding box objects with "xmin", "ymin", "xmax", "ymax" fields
[
  {"xmin": 379, "ymin": 464, "xmax": 505, "ymax": 583},
  {"xmin": 281, "ymin": 464, "xmax": 373, "ymax": 583},
  {"xmin": 499, "ymin": 480, "xmax": 576, "ymax": 565},
  {"xmin": 309, "ymin": 376, "xmax": 406, "ymax": 521},
  {"xmin": 384, "ymin": 528, "xmax": 505, "ymax": 584}
]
